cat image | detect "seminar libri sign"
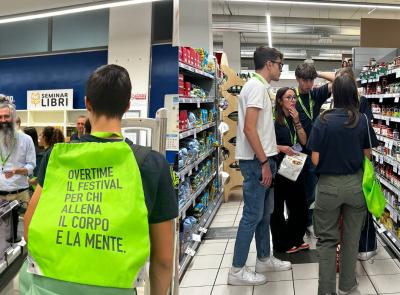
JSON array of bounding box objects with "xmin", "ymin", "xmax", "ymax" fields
[{"xmin": 27, "ymin": 89, "xmax": 73, "ymax": 110}]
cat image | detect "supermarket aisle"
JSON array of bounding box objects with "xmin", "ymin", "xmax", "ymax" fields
[{"xmin": 180, "ymin": 200, "xmax": 400, "ymax": 295}]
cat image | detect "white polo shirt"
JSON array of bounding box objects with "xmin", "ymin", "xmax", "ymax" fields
[{"xmin": 235, "ymin": 75, "xmax": 277, "ymax": 160}]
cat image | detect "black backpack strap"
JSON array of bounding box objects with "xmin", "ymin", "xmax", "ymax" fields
[{"xmin": 129, "ymin": 142, "xmax": 151, "ymax": 167}]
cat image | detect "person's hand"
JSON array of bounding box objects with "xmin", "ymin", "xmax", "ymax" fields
[
  {"xmin": 4, "ymin": 168, "xmax": 16, "ymax": 179},
  {"xmin": 289, "ymin": 106, "xmax": 299, "ymax": 123},
  {"xmin": 260, "ymin": 162, "xmax": 272, "ymax": 187},
  {"xmin": 280, "ymin": 146, "xmax": 297, "ymax": 156}
]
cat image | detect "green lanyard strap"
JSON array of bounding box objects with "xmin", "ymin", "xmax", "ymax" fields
[
  {"xmin": 91, "ymin": 132, "xmax": 123, "ymax": 139},
  {"xmin": 253, "ymin": 73, "xmax": 267, "ymax": 86},
  {"xmin": 296, "ymin": 88, "xmax": 313, "ymax": 120},
  {"xmin": 284, "ymin": 118, "xmax": 297, "ymax": 145},
  {"xmin": 0, "ymin": 138, "xmax": 16, "ymax": 169}
]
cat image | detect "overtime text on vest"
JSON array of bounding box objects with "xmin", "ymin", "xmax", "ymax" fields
[{"xmin": 57, "ymin": 166, "xmax": 125, "ymax": 253}]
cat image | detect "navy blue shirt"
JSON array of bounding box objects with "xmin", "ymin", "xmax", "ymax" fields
[
  {"xmin": 296, "ymin": 83, "xmax": 331, "ymax": 138},
  {"xmin": 307, "ymin": 109, "xmax": 371, "ymax": 175}
]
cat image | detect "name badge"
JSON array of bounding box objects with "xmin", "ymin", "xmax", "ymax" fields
[{"xmin": 292, "ymin": 143, "xmax": 303, "ymax": 152}]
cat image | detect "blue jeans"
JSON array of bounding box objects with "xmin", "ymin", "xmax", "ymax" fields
[
  {"xmin": 232, "ymin": 159, "xmax": 277, "ymax": 268},
  {"xmin": 304, "ymin": 156, "xmax": 318, "ymax": 227}
]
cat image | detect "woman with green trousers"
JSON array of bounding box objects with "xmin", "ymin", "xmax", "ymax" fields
[{"xmin": 307, "ymin": 75, "xmax": 371, "ymax": 295}]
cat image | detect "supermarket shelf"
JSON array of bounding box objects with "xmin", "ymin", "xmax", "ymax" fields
[
  {"xmin": 365, "ymin": 93, "xmax": 400, "ymax": 99},
  {"xmin": 178, "ymin": 97, "xmax": 215, "ymax": 104},
  {"xmin": 376, "ymin": 174, "xmax": 400, "ymax": 199},
  {"xmin": 376, "ymin": 134, "xmax": 400, "ymax": 143},
  {"xmin": 373, "ymin": 114, "xmax": 400, "ymax": 123},
  {"xmin": 359, "ymin": 69, "xmax": 400, "ymax": 85},
  {"xmin": 179, "ymin": 121, "xmax": 216, "ymax": 139},
  {"xmin": 179, "ymin": 62, "xmax": 215, "ymax": 79},
  {"xmin": 176, "ymin": 147, "xmax": 216, "ymax": 179},
  {"xmin": 372, "ymin": 149, "xmax": 400, "ymax": 170},
  {"xmin": 179, "ymin": 172, "xmax": 217, "ymax": 218},
  {"xmin": 375, "ymin": 219, "xmax": 400, "ymax": 259},
  {"xmin": 178, "ymin": 189, "xmax": 224, "ymax": 279}
]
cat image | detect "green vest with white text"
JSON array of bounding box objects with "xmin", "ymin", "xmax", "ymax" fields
[{"xmin": 28, "ymin": 141, "xmax": 150, "ymax": 289}]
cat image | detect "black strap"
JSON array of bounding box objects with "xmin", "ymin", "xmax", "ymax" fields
[{"xmin": 130, "ymin": 143, "xmax": 151, "ymax": 167}]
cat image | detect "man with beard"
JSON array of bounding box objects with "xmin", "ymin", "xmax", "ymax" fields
[{"xmin": 0, "ymin": 95, "xmax": 36, "ymax": 242}]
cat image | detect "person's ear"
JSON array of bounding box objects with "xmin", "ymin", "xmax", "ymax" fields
[
  {"xmin": 125, "ymin": 101, "xmax": 131, "ymax": 113},
  {"xmin": 85, "ymin": 97, "xmax": 92, "ymax": 113}
]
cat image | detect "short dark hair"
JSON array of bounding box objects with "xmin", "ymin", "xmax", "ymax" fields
[
  {"xmin": 295, "ymin": 63, "xmax": 318, "ymax": 80},
  {"xmin": 254, "ymin": 46, "xmax": 283, "ymax": 70},
  {"xmin": 86, "ymin": 64, "xmax": 132, "ymax": 119},
  {"xmin": 43, "ymin": 126, "xmax": 65, "ymax": 147},
  {"xmin": 23, "ymin": 127, "xmax": 38, "ymax": 147}
]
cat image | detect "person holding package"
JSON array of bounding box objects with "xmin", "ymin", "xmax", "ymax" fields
[
  {"xmin": 270, "ymin": 87, "xmax": 309, "ymax": 254},
  {"xmin": 308, "ymin": 75, "xmax": 372, "ymax": 295}
]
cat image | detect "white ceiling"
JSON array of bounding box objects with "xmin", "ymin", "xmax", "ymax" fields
[
  {"xmin": 212, "ymin": 0, "xmax": 400, "ymax": 60},
  {"xmin": 0, "ymin": 0, "xmax": 101, "ymax": 17}
]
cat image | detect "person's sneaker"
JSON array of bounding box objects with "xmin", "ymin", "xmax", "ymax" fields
[
  {"xmin": 286, "ymin": 246, "xmax": 300, "ymax": 254},
  {"xmin": 299, "ymin": 243, "xmax": 310, "ymax": 250},
  {"xmin": 338, "ymin": 279, "xmax": 359, "ymax": 295},
  {"xmin": 255, "ymin": 256, "xmax": 292, "ymax": 272},
  {"xmin": 357, "ymin": 250, "xmax": 377, "ymax": 261},
  {"xmin": 227, "ymin": 266, "xmax": 268, "ymax": 286}
]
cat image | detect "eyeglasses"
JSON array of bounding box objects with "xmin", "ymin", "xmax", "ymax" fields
[
  {"xmin": 268, "ymin": 60, "xmax": 284, "ymax": 70},
  {"xmin": 284, "ymin": 96, "xmax": 297, "ymax": 101}
]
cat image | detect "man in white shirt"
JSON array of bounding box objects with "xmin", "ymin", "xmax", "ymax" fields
[
  {"xmin": 228, "ymin": 46, "xmax": 291, "ymax": 286},
  {"xmin": 0, "ymin": 95, "xmax": 36, "ymax": 242}
]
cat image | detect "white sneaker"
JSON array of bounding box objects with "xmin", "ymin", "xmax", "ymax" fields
[
  {"xmin": 255, "ymin": 256, "xmax": 292, "ymax": 273},
  {"xmin": 338, "ymin": 279, "xmax": 359, "ymax": 295},
  {"xmin": 227, "ymin": 266, "xmax": 268, "ymax": 286},
  {"xmin": 357, "ymin": 250, "xmax": 377, "ymax": 261}
]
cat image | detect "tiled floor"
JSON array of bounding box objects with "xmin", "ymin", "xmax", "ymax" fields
[{"xmin": 180, "ymin": 200, "xmax": 400, "ymax": 295}]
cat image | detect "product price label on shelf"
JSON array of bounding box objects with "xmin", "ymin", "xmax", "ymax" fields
[
  {"xmin": 192, "ymin": 234, "xmax": 201, "ymax": 242},
  {"xmin": 197, "ymin": 101, "xmax": 201, "ymax": 108},
  {"xmin": 389, "ymin": 141, "xmax": 394, "ymax": 150},
  {"xmin": 192, "ymin": 199, "xmax": 196, "ymax": 207},
  {"xmin": 380, "ymin": 155, "xmax": 384, "ymax": 164},
  {"xmin": 185, "ymin": 247, "xmax": 196, "ymax": 257},
  {"xmin": 395, "ymin": 96, "xmax": 400, "ymax": 103},
  {"xmin": 199, "ymin": 227, "xmax": 208, "ymax": 234},
  {"xmin": 378, "ymin": 225, "xmax": 386, "ymax": 234},
  {"xmin": 195, "ymin": 164, "xmax": 199, "ymax": 171},
  {"xmin": 188, "ymin": 169, "xmax": 192, "ymax": 176},
  {"xmin": 181, "ymin": 210, "xmax": 186, "ymax": 219},
  {"xmin": 380, "ymin": 97, "xmax": 384, "ymax": 103},
  {"xmin": 394, "ymin": 164, "xmax": 398, "ymax": 173},
  {"xmin": 386, "ymin": 118, "xmax": 390, "ymax": 125}
]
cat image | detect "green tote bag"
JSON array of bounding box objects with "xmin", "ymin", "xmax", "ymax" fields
[{"xmin": 362, "ymin": 114, "xmax": 386, "ymax": 218}]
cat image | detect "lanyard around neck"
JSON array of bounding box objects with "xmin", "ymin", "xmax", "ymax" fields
[
  {"xmin": 0, "ymin": 138, "xmax": 16, "ymax": 169},
  {"xmin": 296, "ymin": 88, "xmax": 313, "ymax": 120},
  {"xmin": 253, "ymin": 73, "xmax": 268, "ymax": 86},
  {"xmin": 284, "ymin": 117, "xmax": 297, "ymax": 145},
  {"xmin": 91, "ymin": 132, "xmax": 123, "ymax": 139}
]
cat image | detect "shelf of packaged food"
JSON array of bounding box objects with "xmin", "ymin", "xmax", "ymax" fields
[
  {"xmin": 178, "ymin": 189, "xmax": 223, "ymax": 279},
  {"xmin": 373, "ymin": 114, "xmax": 400, "ymax": 123},
  {"xmin": 178, "ymin": 97, "xmax": 215, "ymax": 104},
  {"xmin": 359, "ymin": 69, "xmax": 400, "ymax": 85},
  {"xmin": 179, "ymin": 121, "xmax": 216, "ymax": 140},
  {"xmin": 179, "ymin": 62, "xmax": 215, "ymax": 79},
  {"xmin": 176, "ymin": 147, "xmax": 216, "ymax": 179},
  {"xmin": 366, "ymin": 93, "xmax": 400, "ymax": 99},
  {"xmin": 375, "ymin": 219, "xmax": 400, "ymax": 259},
  {"xmin": 376, "ymin": 134, "xmax": 399, "ymax": 144},
  {"xmin": 376, "ymin": 174, "xmax": 400, "ymax": 202},
  {"xmin": 372, "ymin": 149, "xmax": 400, "ymax": 171},
  {"xmin": 179, "ymin": 172, "xmax": 217, "ymax": 217}
]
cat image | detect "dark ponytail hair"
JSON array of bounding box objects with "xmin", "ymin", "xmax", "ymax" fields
[
  {"xmin": 275, "ymin": 87, "xmax": 294, "ymax": 125},
  {"xmin": 320, "ymin": 75, "xmax": 360, "ymax": 128}
]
